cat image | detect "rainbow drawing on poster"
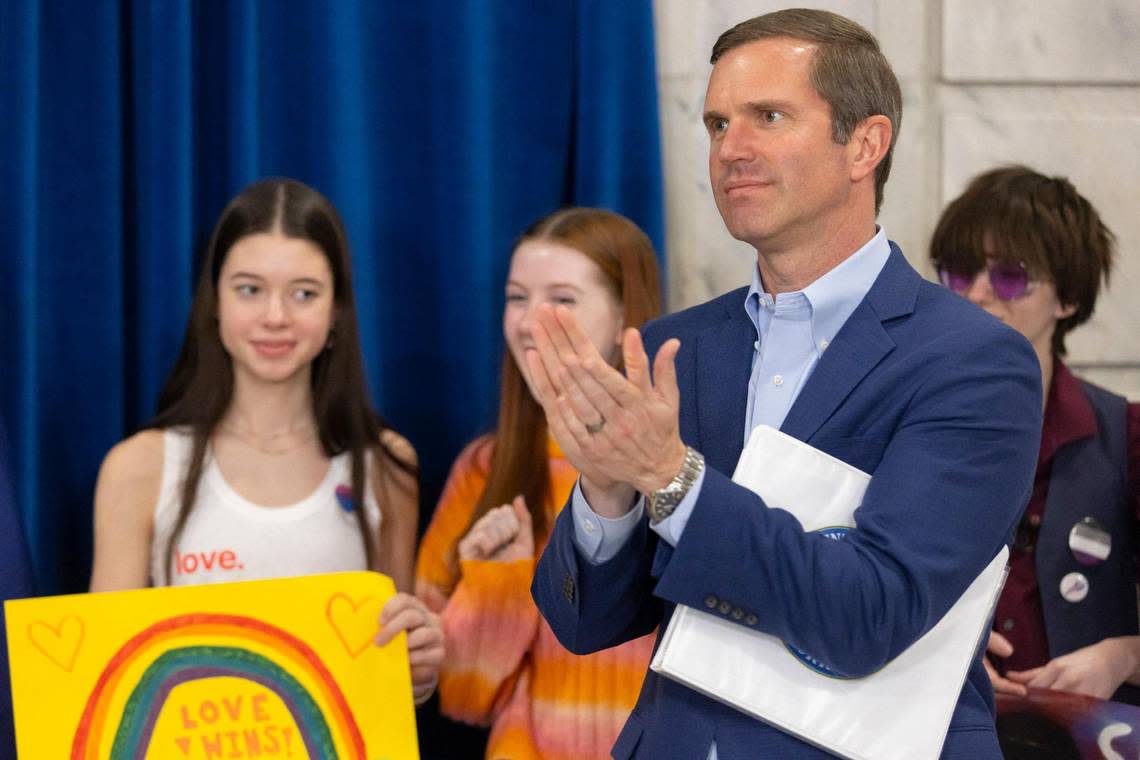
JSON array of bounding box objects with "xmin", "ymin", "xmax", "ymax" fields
[
  {"xmin": 72, "ymin": 613, "xmax": 363, "ymax": 759},
  {"xmin": 5, "ymin": 571, "xmax": 419, "ymax": 760}
]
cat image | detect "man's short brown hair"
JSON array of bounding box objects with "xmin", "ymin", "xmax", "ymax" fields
[
  {"xmin": 929, "ymin": 165, "xmax": 1116, "ymax": 356},
  {"xmin": 711, "ymin": 8, "xmax": 902, "ymax": 213}
]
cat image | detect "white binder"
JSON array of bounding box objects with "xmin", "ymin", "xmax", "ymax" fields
[{"xmin": 650, "ymin": 424, "xmax": 1008, "ymax": 760}]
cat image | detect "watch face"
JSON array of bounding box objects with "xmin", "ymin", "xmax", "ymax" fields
[
  {"xmin": 648, "ymin": 500, "xmax": 663, "ymax": 522},
  {"xmin": 649, "ymin": 493, "xmax": 678, "ymax": 523},
  {"xmin": 648, "ymin": 447, "xmax": 704, "ymax": 523}
]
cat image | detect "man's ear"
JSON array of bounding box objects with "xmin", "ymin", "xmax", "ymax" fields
[
  {"xmin": 848, "ymin": 115, "xmax": 892, "ymax": 184},
  {"xmin": 1056, "ymin": 302, "xmax": 1078, "ymax": 320}
]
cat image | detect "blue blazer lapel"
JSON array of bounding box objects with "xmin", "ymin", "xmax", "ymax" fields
[
  {"xmin": 781, "ymin": 246, "xmax": 922, "ymax": 443},
  {"xmin": 693, "ymin": 295, "xmax": 755, "ymax": 474}
]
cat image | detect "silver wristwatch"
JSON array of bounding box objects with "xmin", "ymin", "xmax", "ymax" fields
[{"xmin": 646, "ymin": 446, "xmax": 705, "ymax": 523}]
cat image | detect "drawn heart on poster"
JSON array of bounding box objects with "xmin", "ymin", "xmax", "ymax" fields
[
  {"xmin": 27, "ymin": 616, "xmax": 85, "ymax": 672},
  {"xmin": 326, "ymin": 594, "xmax": 382, "ymax": 657}
]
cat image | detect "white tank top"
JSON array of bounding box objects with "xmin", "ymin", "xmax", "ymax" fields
[{"xmin": 150, "ymin": 428, "xmax": 381, "ymax": 586}]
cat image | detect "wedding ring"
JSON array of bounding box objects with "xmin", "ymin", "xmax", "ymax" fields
[{"xmin": 585, "ymin": 416, "xmax": 606, "ymax": 434}]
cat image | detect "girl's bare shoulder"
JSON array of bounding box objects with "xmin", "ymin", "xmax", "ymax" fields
[{"xmin": 379, "ymin": 428, "xmax": 418, "ymax": 468}]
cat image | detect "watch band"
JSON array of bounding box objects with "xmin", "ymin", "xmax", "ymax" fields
[{"xmin": 646, "ymin": 446, "xmax": 705, "ymax": 523}]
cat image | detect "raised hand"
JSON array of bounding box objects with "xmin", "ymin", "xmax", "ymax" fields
[
  {"xmin": 524, "ymin": 304, "xmax": 686, "ymax": 517},
  {"xmin": 457, "ymin": 495, "xmax": 534, "ymax": 562}
]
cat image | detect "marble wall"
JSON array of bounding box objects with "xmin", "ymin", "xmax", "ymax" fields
[{"xmin": 653, "ymin": 0, "xmax": 1140, "ymax": 397}]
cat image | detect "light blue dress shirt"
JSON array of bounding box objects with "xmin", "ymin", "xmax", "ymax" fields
[{"xmin": 568, "ymin": 229, "xmax": 892, "ymax": 759}]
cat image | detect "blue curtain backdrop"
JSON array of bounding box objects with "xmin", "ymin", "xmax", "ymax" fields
[
  {"xmin": 0, "ymin": 423, "xmax": 35, "ymax": 759},
  {"xmin": 0, "ymin": 1, "xmax": 664, "ymax": 597}
]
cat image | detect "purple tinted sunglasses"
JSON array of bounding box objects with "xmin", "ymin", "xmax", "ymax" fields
[{"xmin": 938, "ymin": 260, "xmax": 1036, "ymax": 301}]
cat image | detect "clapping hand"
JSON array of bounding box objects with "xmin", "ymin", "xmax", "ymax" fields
[{"xmin": 524, "ymin": 304, "xmax": 686, "ymax": 517}]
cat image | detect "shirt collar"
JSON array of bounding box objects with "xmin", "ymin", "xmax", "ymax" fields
[
  {"xmin": 1039, "ymin": 359, "xmax": 1098, "ymax": 465},
  {"xmin": 744, "ymin": 227, "xmax": 892, "ymax": 344}
]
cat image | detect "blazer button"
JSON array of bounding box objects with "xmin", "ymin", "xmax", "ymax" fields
[
  {"xmin": 731, "ymin": 607, "xmax": 744, "ymax": 620},
  {"xmin": 718, "ymin": 600, "xmax": 732, "ymax": 615},
  {"xmin": 744, "ymin": 613, "xmax": 758, "ymax": 626},
  {"xmin": 562, "ymin": 573, "xmax": 575, "ymax": 604},
  {"xmin": 704, "ymin": 595, "xmax": 718, "ymax": 609}
]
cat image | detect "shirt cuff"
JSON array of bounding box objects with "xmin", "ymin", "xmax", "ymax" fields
[
  {"xmin": 648, "ymin": 467, "xmax": 707, "ymax": 547},
  {"xmin": 570, "ymin": 479, "xmax": 644, "ymax": 564}
]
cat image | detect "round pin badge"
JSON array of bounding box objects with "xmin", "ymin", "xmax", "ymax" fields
[
  {"xmin": 1068, "ymin": 517, "xmax": 1111, "ymax": 566},
  {"xmin": 1060, "ymin": 571, "xmax": 1089, "ymax": 603}
]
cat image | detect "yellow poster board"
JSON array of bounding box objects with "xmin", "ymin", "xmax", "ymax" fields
[{"xmin": 4, "ymin": 571, "xmax": 418, "ymax": 760}]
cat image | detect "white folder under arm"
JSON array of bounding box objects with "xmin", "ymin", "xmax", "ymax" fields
[{"xmin": 649, "ymin": 424, "xmax": 1008, "ymax": 760}]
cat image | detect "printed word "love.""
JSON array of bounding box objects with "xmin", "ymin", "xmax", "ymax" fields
[{"xmin": 174, "ymin": 549, "xmax": 243, "ymax": 575}]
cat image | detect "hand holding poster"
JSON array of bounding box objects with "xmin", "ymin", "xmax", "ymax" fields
[{"xmin": 5, "ymin": 571, "xmax": 418, "ymax": 759}]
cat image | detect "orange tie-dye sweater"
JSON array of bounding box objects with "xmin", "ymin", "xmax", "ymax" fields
[{"xmin": 415, "ymin": 436, "xmax": 654, "ymax": 760}]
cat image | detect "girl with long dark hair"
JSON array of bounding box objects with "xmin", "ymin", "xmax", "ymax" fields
[{"xmin": 90, "ymin": 177, "xmax": 442, "ymax": 703}]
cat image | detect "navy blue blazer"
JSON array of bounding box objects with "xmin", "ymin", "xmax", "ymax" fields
[{"xmin": 533, "ymin": 246, "xmax": 1044, "ymax": 759}]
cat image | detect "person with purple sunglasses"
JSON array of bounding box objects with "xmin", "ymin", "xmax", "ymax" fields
[{"xmin": 931, "ymin": 164, "xmax": 1140, "ymax": 705}]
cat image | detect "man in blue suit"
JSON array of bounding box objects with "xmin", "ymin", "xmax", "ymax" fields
[{"xmin": 526, "ymin": 8, "xmax": 1042, "ymax": 760}]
